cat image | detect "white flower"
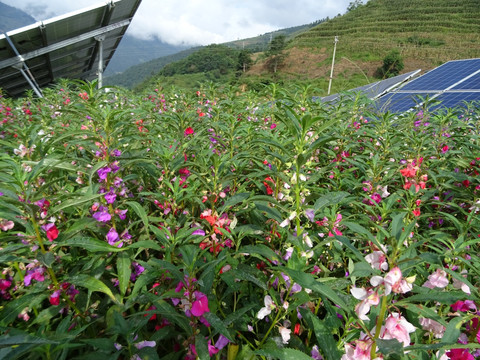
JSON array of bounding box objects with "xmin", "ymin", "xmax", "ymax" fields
[
  {"xmin": 278, "ymin": 326, "xmax": 291, "ymax": 344},
  {"xmin": 257, "ymin": 295, "xmax": 275, "ymax": 319}
]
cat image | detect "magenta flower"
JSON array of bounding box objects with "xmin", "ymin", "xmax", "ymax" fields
[
  {"xmin": 115, "ymin": 209, "xmax": 128, "ymax": 220},
  {"xmin": 446, "ymin": 349, "xmax": 474, "ymax": 360},
  {"xmin": 192, "ymin": 228, "xmax": 205, "ymax": 236},
  {"xmin": 24, "ymin": 266, "xmax": 46, "ymax": 286},
  {"xmin": 106, "ymin": 228, "xmax": 122, "ymax": 247},
  {"xmin": 97, "ymin": 166, "xmax": 111, "ymax": 181},
  {"xmin": 93, "ymin": 206, "xmax": 111, "ymax": 222},
  {"xmin": 191, "ymin": 291, "xmax": 210, "ymax": 317},
  {"xmin": 104, "ymin": 189, "xmax": 117, "ymax": 204},
  {"xmin": 111, "ymin": 149, "xmax": 122, "ymax": 157}
]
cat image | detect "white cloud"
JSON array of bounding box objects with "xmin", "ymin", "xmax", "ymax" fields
[{"xmin": 2, "ymin": 0, "xmax": 355, "ymax": 46}]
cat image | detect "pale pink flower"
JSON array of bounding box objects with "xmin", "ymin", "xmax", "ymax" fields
[
  {"xmin": 419, "ymin": 317, "xmax": 445, "ymax": 339},
  {"xmin": 351, "ymin": 287, "xmax": 380, "ymax": 320},
  {"xmin": 452, "ymin": 270, "xmax": 470, "ymax": 294},
  {"xmin": 381, "ymin": 312, "xmax": 416, "ymax": 347},
  {"xmin": 278, "ymin": 326, "xmax": 291, "ymax": 344},
  {"xmin": 257, "ymin": 295, "xmax": 276, "ymax": 319},
  {"xmin": 341, "ymin": 335, "xmax": 375, "ymax": 360},
  {"xmin": 371, "ymin": 267, "xmax": 412, "ymax": 295},
  {"xmin": 423, "ymin": 268, "xmax": 448, "ymax": 289},
  {"xmin": 0, "ymin": 219, "xmax": 14, "ymax": 231},
  {"xmin": 365, "ymin": 251, "xmax": 388, "ymax": 271}
]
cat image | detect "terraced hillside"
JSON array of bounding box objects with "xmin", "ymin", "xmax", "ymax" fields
[{"xmin": 246, "ymin": 0, "xmax": 480, "ymax": 92}]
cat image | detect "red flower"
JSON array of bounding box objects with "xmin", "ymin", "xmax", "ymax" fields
[
  {"xmin": 42, "ymin": 223, "xmax": 59, "ymax": 241},
  {"xmin": 412, "ymin": 208, "xmax": 421, "ymax": 217},
  {"xmin": 184, "ymin": 127, "xmax": 194, "ymax": 136},
  {"xmin": 49, "ymin": 290, "xmax": 61, "ymax": 306}
]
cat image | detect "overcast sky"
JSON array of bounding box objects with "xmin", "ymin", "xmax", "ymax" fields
[{"xmin": 2, "ymin": 0, "xmax": 355, "ymax": 46}]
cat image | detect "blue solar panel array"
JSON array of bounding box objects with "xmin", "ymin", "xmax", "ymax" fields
[
  {"xmin": 321, "ymin": 69, "xmax": 420, "ymax": 104},
  {"xmin": 376, "ymin": 58, "xmax": 480, "ymax": 114}
]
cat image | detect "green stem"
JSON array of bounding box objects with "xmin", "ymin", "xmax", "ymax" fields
[{"xmin": 371, "ymin": 295, "xmax": 388, "ymax": 359}]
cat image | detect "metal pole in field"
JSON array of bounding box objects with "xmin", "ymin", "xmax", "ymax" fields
[{"xmin": 327, "ymin": 36, "xmax": 339, "ymax": 95}]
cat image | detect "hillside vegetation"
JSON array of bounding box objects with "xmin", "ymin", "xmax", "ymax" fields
[
  {"xmin": 276, "ymin": 0, "xmax": 480, "ymax": 90},
  {"xmin": 111, "ymin": 0, "xmax": 480, "ymax": 94}
]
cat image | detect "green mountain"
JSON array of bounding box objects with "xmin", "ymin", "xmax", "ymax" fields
[
  {"xmin": 120, "ymin": 0, "xmax": 480, "ymax": 94},
  {"xmin": 105, "ymin": 20, "xmax": 325, "ymax": 89},
  {"xmin": 0, "ymin": 1, "xmax": 36, "ymax": 33}
]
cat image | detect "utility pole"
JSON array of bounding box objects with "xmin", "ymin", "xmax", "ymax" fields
[{"xmin": 327, "ymin": 36, "xmax": 339, "ymax": 95}]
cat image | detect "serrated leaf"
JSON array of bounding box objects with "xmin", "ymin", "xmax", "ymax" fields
[
  {"xmin": 126, "ymin": 201, "xmax": 150, "ymax": 236},
  {"xmin": 0, "ymin": 293, "xmax": 47, "ymax": 326},
  {"xmin": 50, "ymin": 193, "xmax": 103, "ymax": 215},
  {"xmin": 240, "ymin": 244, "xmax": 282, "ymax": 263},
  {"xmin": 441, "ymin": 316, "xmax": 464, "ymax": 344},
  {"xmin": 233, "ymin": 264, "xmax": 268, "ymax": 290},
  {"xmin": 203, "ymin": 312, "xmax": 234, "ymax": 342},
  {"xmin": 255, "ymin": 346, "xmax": 314, "ymax": 360},
  {"xmin": 117, "ymin": 252, "xmax": 131, "ymax": 297},
  {"xmin": 300, "ymin": 308, "xmax": 341, "ymax": 360},
  {"xmin": 63, "ymin": 237, "xmax": 124, "ymax": 253},
  {"xmin": 70, "ymin": 275, "xmax": 116, "ymax": 302}
]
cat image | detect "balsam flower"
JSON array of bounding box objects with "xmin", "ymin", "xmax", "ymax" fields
[
  {"xmin": 423, "ymin": 268, "xmax": 449, "ymax": 289},
  {"xmin": 42, "ymin": 223, "xmax": 59, "ymax": 241},
  {"xmin": 257, "ymin": 295, "xmax": 276, "ymax": 319},
  {"xmin": 381, "ymin": 312, "xmax": 416, "ymax": 347},
  {"xmin": 191, "ymin": 291, "xmax": 210, "ymax": 317},
  {"xmin": 351, "ymin": 287, "xmax": 380, "ymax": 320}
]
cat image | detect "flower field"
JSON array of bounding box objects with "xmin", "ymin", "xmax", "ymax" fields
[{"xmin": 0, "ymin": 81, "xmax": 479, "ymax": 360}]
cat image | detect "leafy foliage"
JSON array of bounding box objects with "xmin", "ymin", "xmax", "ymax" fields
[{"xmin": 0, "ymin": 80, "xmax": 480, "ymax": 360}]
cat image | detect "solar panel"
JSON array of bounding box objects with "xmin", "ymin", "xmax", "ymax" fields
[
  {"xmin": 321, "ymin": 69, "xmax": 420, "ymax": 104},
  {"xmin": 400, "ymin": 59, "xmax": 480, "ymax": 91},
  {"xmin": 376, "ymin": 58, "xmax": 480, "ymax": 113},
  {"xmin": 0, "ymin": 0, "xmax": 141, "ymax": 97}
]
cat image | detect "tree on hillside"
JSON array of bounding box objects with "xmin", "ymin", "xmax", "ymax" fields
[
  {"xmin": 377, "ymin": 49, "xmax": 404, "ymax": 78},
  {"xmin": 266, "ymin": 34, "xmax": 287, "ymax": 73},
  {"xmin": 347, "ymin": 0, "xmax": 364, "ymax": 12},
  {"xmin": 237, "ymin": 49, "xmax": 253, "ymax": 74}
]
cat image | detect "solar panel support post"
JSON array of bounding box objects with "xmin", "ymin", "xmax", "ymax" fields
[
  {"xmin": 4, "ymin": 34, "xmax": 43, "ymax": 98},
  {"xmin": 327, "ymin": 36, "xmax": 339, "ymax": 95},
  {"xmin": 95, "ymin": 35, "xmax": 106, "ymax": 89}
]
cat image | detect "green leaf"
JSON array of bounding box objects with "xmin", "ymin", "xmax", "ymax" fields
[
  {"xmin": 233, "ymin": 264, "xmax": 268, "ymax": 290},
  {"xmin": 254, "ymin": 202, "xmax": 283, "ymax": 222},
  {"xmin": 219, "ymin": 192, "xmax": 250, "ymax": 212},
  {"xmin": 240, "ymin": 244, "xmax": 282, "ymax": 263},
  {"xmin": 314, "ymin": 191, "xmax": 349, "ymax": 211},
  {"xmin": 377, "ymin": 338, "xmax": 404, "ymax": 358},
  {"xmin": 279, "ymin": 267, "xmax": 349, "ymax": 311},
  {"xmin": 0, "ymin": 293, "xmax": 47, "ymax": 327},
  {"xmin": 441, "ymin": 316, "xmax": 464, "ymax": 344},
  {"xmin": 391, "ymin": 212, "xmax": 407, "ymax": 241},
  {"xmin": 300, "ymin": 308, "xmax": 341, "ymax": 360},
  {"xmin": 0, "ymin": 334, "xmax": 59, "ymax": 346},
  {"xmin": 50, "ymin": 193, "xmax": 103, "ymax": 215},
  {"xmin": 117, "ymin": 252, "xmax": 131, "ymax": 297},
  {"xmin": 126, "ymin": 201, "xmax": 150, "ymax": 236},
  {"xmin": 62, "ymin": 237, "xmax": 124, "ymax": 253},
  {"xmin": 255, "ymin": 345, "xmax": 314, "ymax": 360},
  {"xmin": 70, "ymin": 275, "xmax": 116, "ymax": 302},
  {"xmin": 203, "ymin": 312, "xmax": 234, "ymax": 342},
  {"xmin": 195, "ymin": 334, "xmax": 209, "ymax": 360}
]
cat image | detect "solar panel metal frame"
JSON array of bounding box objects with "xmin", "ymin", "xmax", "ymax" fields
[
  {"xmin": 376, "ymin": 58, "xmax": 480, "ymax": 114},
  {"xmin": 0, "ymin": 0, "xmax": 141, "ymax": 97},
  {"xmin": 320, "ymin": 69, "xmax": 421, "ymax": 104}
]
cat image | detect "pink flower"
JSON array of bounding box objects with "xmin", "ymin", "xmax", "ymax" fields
[
  {"xmin": 365, "ymin": 251, "xmax": 388, "ymax": 271},
  {"xmin": 0, "ymin": 219, "xmax": 14, "ymax": 231},
  {"xmin": 341, "ymin": 335, "xmax": 374, "ymax": 360},
  {"xmin": 42, "ymin": 223, "xmax": 59, "ymax": 241},
  {"xmin": 381, "ymin": 312, "xmax": 416, "ymax": 347},
  {"xmin": 371, "ymin": 267, "xmax": 412, "ymax": 295},
  {"xmin": 191, "ymin": 291, "xmax": 210, "ymax": 317},
  {"xmin": 423, "ymin": 268, "xmax": 448, "ymax": 289},
  {"xmin": 419, "ymin": 317, "xmax": 445, "ymax": 338},
  {"xmin": 351, "ymin": 287, "xmax": 380, "ymax": 320}
]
